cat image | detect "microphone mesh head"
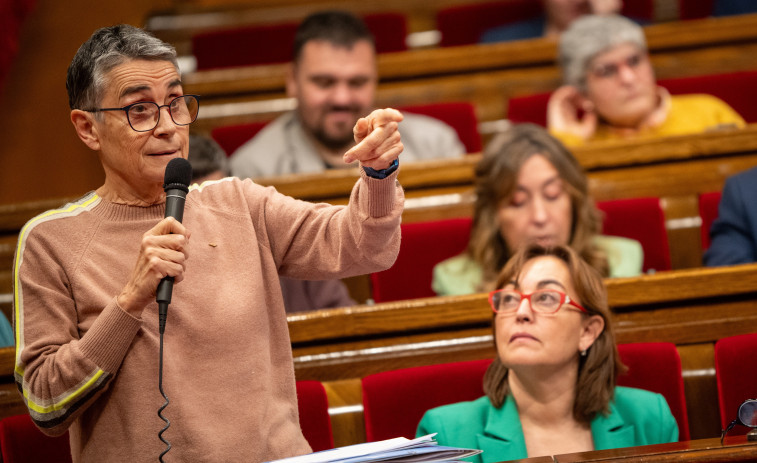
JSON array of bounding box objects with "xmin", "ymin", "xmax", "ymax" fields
[{"xmin": 163, "ymin": 158, "xmax": 193, "ymax": 193}]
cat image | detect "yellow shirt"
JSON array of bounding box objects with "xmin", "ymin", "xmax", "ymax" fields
[{"xmin": 553, "ymin": 94, "xmax": 746, "ymax": 147}]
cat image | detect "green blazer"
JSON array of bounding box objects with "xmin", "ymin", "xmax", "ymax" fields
[{"xmin": 417, "ymin": 386, "xmax": 679, "ymax": 463}]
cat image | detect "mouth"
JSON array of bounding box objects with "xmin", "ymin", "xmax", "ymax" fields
[
  {"xmin": 509, "ymin": 333, "xmax": 538, "ymax": 343},
  {"xmin": 148, "ymin": 149, "xmax": 179, "ymax": 157}
]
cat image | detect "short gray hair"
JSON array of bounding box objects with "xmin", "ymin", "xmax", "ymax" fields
[
  {"xmin": 66, "ymin": 24, "xmax": 178, "ymax": 110},
  {"xmin": 559, "ymin": 14, "xmax": 647, "ymax": 90}
]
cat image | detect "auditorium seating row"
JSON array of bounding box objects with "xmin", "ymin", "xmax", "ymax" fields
[
  {"xmin": 2, "ymin": 334, "xmax": 755, "ymax": 460},
  {"xmin": 183, "ymin": 13, "xmax": 757, "ymax": 137},
  {"xmin": 146, "ymin": 0, "xmax": 757, "ymax": 62}
]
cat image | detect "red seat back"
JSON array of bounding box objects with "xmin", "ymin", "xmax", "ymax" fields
[
  {"xmin": 436, "ymin": 0, "xmax": 542, "ymax": 47},
  {"xmin": 698, "ymin": 191, "xmax": 722, "ymax": 251},
  {"xmin": 507, "ymin": 70, "xmax": 757, "ymax": 126},
  {"xmin": 659, "ymin": 71, "xmax": 757, "ymax": 123},
  {"xmin": 399, "ymin": 102, "xmax": 482, "ymax": 153},
  {"xmin": 617, "ymin": 342, "xmax": 690, "ymax": 440},
  {"xmin": 192, "ymin": 12, "xmax": 408, "ymax": 70},
  {"xmin": 370, "ymin": 217, "xmax": 472, "ymax": 303},
  {"xmin": 597, "ymin": 197, "xmax": 671, "ymax": 273},
  {"xmin": 0, "ymin": 414, "xmax": 71, "ymax": 463},
  {"xmin": 436, "ymin": 1, "xmax": 655, "ymax": 47},
  {"xmin": 193, "ymin": 22, "xmax": 299, "ymax": 70},
  {"xmin": 715, "ymin": 333, "xmax": 757, "ymax": 432},
  {"xmin": 362, "ymin": 359, "xmax": 493, "ymax": 441},
  {"xmin": 296, "ymin": 380, "xmax": 334, "ymax": 451},
  {"xmin": 210, "ymin": 121, "xmax": 270, "ymax": 156}
]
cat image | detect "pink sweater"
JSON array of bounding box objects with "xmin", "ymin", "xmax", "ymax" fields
[{"xmin": 13, "ymin": 171, "xmax": 402, "ymax": 462}]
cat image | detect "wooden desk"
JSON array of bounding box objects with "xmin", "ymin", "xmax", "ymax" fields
[
  {"xmin": 544, "ymin": 436, "xmax": 757, "ymax": 462},
  {"xmin": 1, "ymin": 264, "xmax": 756, "ymax": 445}
]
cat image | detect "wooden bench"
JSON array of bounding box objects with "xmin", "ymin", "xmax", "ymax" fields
[
  {"xmin": 1, "ymin": 263, "xmax": 756, "ymax": 446},
  {"xmin": 184, "ymin": 13, "xmax": 757, "ymax": 138}
]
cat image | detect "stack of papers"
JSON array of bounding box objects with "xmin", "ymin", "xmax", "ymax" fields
[{"xmin": 268, "ymin": 434, "xmax": 481, "ymax": 463}]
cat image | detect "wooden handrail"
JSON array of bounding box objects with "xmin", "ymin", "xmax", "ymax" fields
[{"xmin": 286, "ymin": 263, "xmax": 757, "ymax": 346}]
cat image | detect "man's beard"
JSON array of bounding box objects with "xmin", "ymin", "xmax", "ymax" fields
[{"xmin": 310, "ymin": 105, "xmax": 364, "ymax": 151}]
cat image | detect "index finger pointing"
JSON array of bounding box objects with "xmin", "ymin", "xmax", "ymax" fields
[{"xmin": 366, "ymin": 108, "xmax": 404, "ymax": 129}]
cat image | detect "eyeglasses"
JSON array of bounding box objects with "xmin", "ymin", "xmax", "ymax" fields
[
  {"xmin": 590, "ymin": 53, "xmax": 647, "ymax": 80},
  {"xmin": 721, "ymin": 398, "xmax": 757, "ymax": 444},
  {"xmin": 86, "ymin": 95, "xmax": 200, "ymax": 132},
  {"xmin": 488, "ymin": 289, "xmax": 587, "ymax": 315}
]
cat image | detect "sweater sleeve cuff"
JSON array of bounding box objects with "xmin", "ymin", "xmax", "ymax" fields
[
  {"xmin": 77, "ymin": 297, "xmax": 142, "ymax": 373},
  {"xmin": 358, "ymin": 164, "xmax": 402, "ymax": 218}
]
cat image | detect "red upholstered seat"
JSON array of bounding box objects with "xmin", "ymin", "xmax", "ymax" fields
[
  {"xmin": 507, "ymin": 70, "xmax": 757, "ymax": 126},
  {"xmin": 0, "ymin": 414, "xmax": 71, "ymax": 463},
  {"xmin": 210, "ymin": 121, "xmax": 269, "ymax": 156},
  {"xmin": 192, "ymin": 12, "xmax": 408, "ymax": 70},
  {"xmin": 436, "ymin": 0, "xmax": 654, "ymax": 47},
  {"xmin": 715, "ymin": 333, "xmax": 757, "ymax": 433},
  {"xmin": 296, "ymin": 380, "xmax": 334, "ymax": 451},
  {"xmin": 398, "ymin": 102, "xmax": 482, "ymax": 153},
  {"xmin": 362, "ymin": 343, "xmax": 689, "ymax": 442},
  {"xmin": 370, "ymin": 217, "xmax": 473, "ymax": 303},
  {"xmin": 436, "ymin": 0, "xmax": 542, "ymax": 47},
  {"xmin": 362, "ymin": 359, "xmax": 493, "ymax": 441},
  {"xmin": 698, "ymin": 191, "xmax": 722, "ymax": 251},
  {"xmin": 616, "ymin": 342, "xmax": 691, "ymax": 440},
  {"xmin": 659, "ymin": 71, "xmax": 757, "ymax": 123},
  {"xmin": 192, "ymin": 22, "xmax": 299, "ymax": 70},
  {"xmin": 507, "ymin": 92, "xmax": 552, "ymax": 126},
  {"xmin": 597, "ymin": 197, "xmax": 671, "ymax": 273}
]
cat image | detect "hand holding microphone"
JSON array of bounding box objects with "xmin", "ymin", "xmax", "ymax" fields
[
  {"xmin": 157, "ymin": 158, "xmax": 192, "ymax": 333},
  {"xmin": 116, "ymin": 158, "xmax": 192, "ymax": 321}
]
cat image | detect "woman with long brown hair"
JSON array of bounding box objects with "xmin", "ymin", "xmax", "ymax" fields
[
  {"xmin": 433, "ymin": 123, "xmax": 641, "ymax": 296},
  {"xmin": 419, "ymin": 244, "xmax": 677, "ymax": 461}
]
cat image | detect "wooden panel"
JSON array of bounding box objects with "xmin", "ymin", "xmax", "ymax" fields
[{"xmin": 553, "ymin": 436, "xmax": 757, "ymax": 462}]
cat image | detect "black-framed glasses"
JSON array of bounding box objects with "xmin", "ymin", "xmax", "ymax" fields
[
  {"xmin": 86, "ymin": 94, "xmax": 200, "ymax": 132},
  {"xmin": 488, "ymin": 289, "xmax": 587, "ymax": 315},
  {"xmin": 721, "ymin": 398, "xmax": 757, "ymax": 444}
]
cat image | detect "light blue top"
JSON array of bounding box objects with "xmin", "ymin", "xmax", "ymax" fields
[
  {"xmin": 432, "ymin": 235, "xmax": 643, "ymax": 296},
  {"xmin": 0, "ymin": 312, "xmax": 12, "ymax": 347}
]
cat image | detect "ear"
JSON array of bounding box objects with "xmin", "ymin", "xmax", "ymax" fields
[
  {"xmin": 578, "ymin": 314, "xmax": 605, "ymax": 353},
  {"xmin": 70, "ymin": 109, "xmax": 102, "ymax": 151},
  {"xmin": 285, "ymin": 62, "xmax": 298, "ymax": 98}
]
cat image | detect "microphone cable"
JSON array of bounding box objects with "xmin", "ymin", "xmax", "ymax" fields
[
  {"xmin": 158, "ymin": 303, "xmax": 171, "ymax": 462},
  {"xmin": 155, "ymin": 158, "xmax": 191, "ymax": 461}
]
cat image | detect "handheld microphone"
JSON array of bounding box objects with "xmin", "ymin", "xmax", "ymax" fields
[{"xmin": 156, "ymin": 157, "xmax": 192, "ymax": 334}]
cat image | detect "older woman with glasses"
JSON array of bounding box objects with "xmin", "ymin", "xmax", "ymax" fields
[
  {"xmin": 14, "ymin": 24, "xmax": 405, "ymax": 462},
  {"xmin": 418, "ymin": 244, "xmax": 677, "ymax": 461},
  {"xmin": 548, "ymin": 14, "xmax": 744, "ymax": 146}
]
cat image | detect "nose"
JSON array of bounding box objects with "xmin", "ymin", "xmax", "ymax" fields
[
  {"xmin": 617, "ymin": 63, "xmax": 636, "ymax": 85},
  {"xmin": 515, "ymin": 297, "xmax": 534, "ymax": 322},
  {"xmin": 530, "ymin": 196, "xmax": 549, "ymax": 225},
  {"xmin": 153, "ymin": 105, "xmax": 176, "ymax": 136},
  {"xmin": 330, "ymin": 82, "xmax": 352, "ymax": 106}
]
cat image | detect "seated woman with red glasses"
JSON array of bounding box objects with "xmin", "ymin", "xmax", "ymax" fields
[{"xmin": 417, "ymin": 244, "xmax": 677, "ymax": 461}]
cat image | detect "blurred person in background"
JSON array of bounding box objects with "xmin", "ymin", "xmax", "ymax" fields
[
  {"xmin": 230, "ymin": 10, "xmax": 464, "ymax": 179},
  {"xmin": 548, "ymin": 14, "xmax": 744, "ymax": 146},
  {"xmin": 433, "ymin": 124, "xmax": 641, "ymax": 297},
  {"xmin": 481, "ymin": 0, "xmax": 622, "ymax": 43}
]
